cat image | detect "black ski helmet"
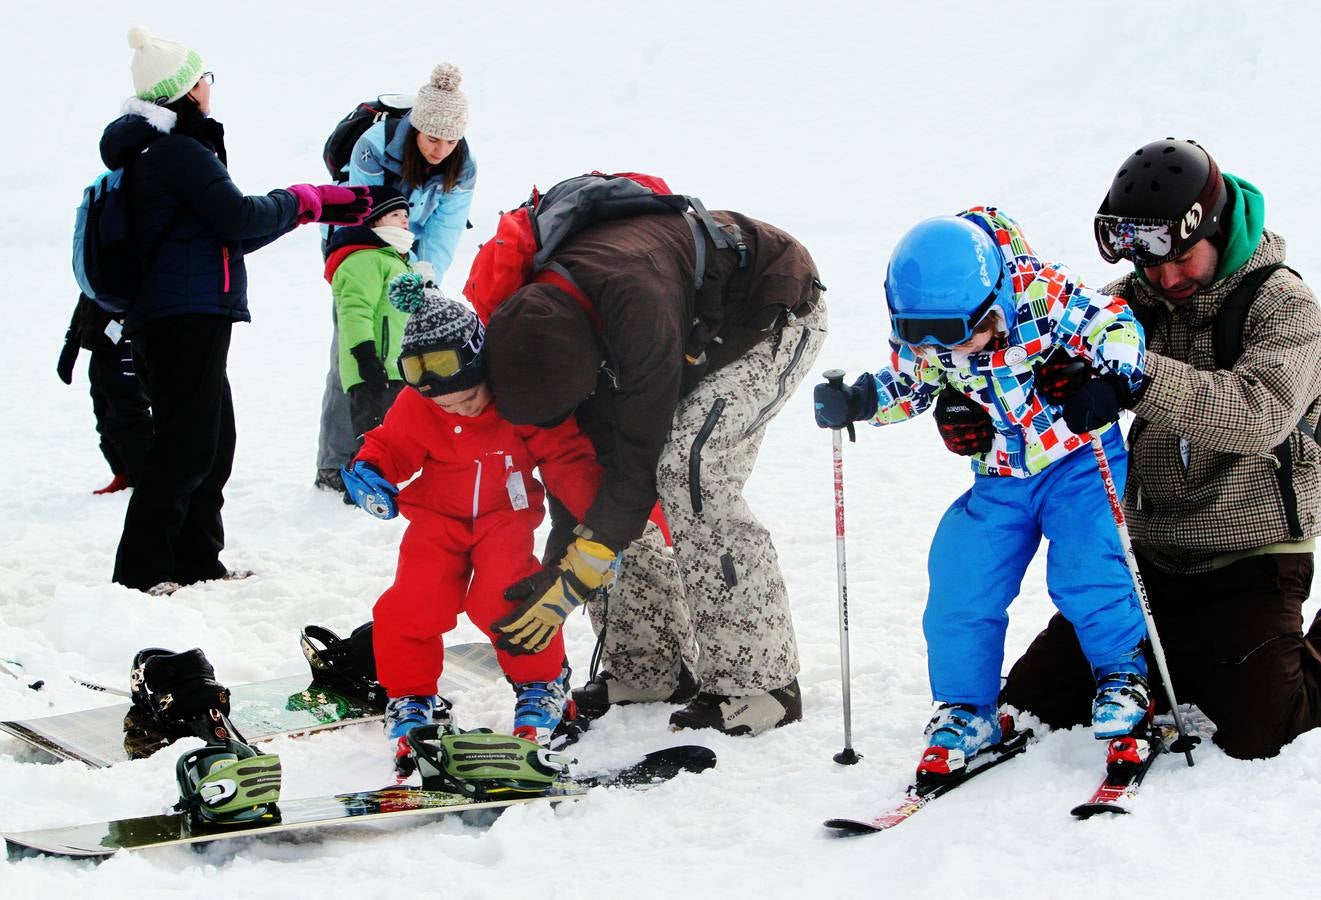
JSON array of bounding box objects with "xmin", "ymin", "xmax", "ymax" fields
[{"xmin": 1094, "ymin": 138, "xmax": 1228, "ymax": 264}]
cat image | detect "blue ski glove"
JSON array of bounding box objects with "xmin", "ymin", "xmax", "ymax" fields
[
  {"xmin": 813, "ymin": 373, "xmax": 878, "ymax": 429},
  {"xmin": 340, "ymin": 461, "xmax": 399, "ymax": 520}
]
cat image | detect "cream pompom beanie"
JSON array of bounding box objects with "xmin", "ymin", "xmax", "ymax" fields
[
  {"xmin": 128, "ymin": 26, "xmax": 205, "ymax": 104},
  {"xmin": 410, "ymin": 63, "xmax": 468, "ymax": 140}
]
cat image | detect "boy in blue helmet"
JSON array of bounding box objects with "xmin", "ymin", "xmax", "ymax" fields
[{"xmin": 814, "ymin": 207, "xmax": 1151, "ymax": 780}]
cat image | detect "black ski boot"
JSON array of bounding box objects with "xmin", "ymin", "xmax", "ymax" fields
[
  {"xmin": 572, "ymin": 662, "xmax": 700, "ymax": 721},
  {"xmin": 300, "ymin": 622, "xmax": 387, "ymax": 709}
]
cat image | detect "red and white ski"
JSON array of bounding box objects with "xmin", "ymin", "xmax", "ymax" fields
[{"xmin": 1070, "ymin": 724, "xmax": 1178, "ymax": 819}]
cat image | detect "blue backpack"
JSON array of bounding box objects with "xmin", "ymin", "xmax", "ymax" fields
[{"xmin": 72, "ymin": 167, "xmax": 147, "ymax": 315}]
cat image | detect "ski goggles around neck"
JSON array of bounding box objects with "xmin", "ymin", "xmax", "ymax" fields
[
  {"xmin": 891, "ymin": 273, "xmax": 1002, "ymax": 348},
  {"xmin": 1093, "ymin": 215, "xmax": 1187, "ymax": 267}
]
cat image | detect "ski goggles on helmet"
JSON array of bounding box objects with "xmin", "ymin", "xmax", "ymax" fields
[
  {"xmin": 1092, "ymin": 216, "xmax": 1184, "ymax": 267},
  {"xmin": 890, "ymin": 270, "xmax": 1003, "ymax": 348},
  {"xmin": 397, "ymin": 323, "xmax": 486, "ymax": 396}
]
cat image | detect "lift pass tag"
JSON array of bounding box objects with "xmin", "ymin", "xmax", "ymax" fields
[{"xmin": 506, "ymin": 462, "xmax": 529, "ymax": 510}]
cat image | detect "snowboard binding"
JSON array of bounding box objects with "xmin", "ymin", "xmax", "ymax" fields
[
  {"xmin": 126, "ymin": 647, "xmax": 244, "ymax": 747},
  {"xmin": 300, "ymin": 622, "xmax": 387, "ymax": 710},
  {"xmin": 174, "ymin": 738, "xmax": 282, "ymax": 828},
  {"xmin": 405, "ymin": 724, "xmax": 574, "ymax": 800}
]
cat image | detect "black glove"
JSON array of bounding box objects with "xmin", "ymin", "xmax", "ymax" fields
[
  {"xmin": 56, "ymin": 327, "xmax": 79, "ymax": 385},
  {"xmin": 1062, "ymin": 375, "xmax": 1135, "ymax": 434},
  {"xmin": 350, "ymin": 341, "xmax": 388, "ymax": 392},
  {"xmin": 1034, "ymin": 346, "xmax": 1092, "ymax": 405},
  {"xmin": 813, "ymin": 373, "xmax": 878, "ymax": 429},
  {"xmin": 933, "ymin": 387, "xmax": 994, "ymax": 455}
]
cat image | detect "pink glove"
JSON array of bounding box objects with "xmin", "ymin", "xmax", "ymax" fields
[{"xmin": 285, "ymin": 184, "xmax": 373, "ymax": 226}]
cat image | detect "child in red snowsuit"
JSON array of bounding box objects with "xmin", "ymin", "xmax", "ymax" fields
[{"xmin": 342, "ymin": 276, "xmax": 601, "ymax": 762}]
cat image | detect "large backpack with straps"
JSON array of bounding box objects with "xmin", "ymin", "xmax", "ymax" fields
[
  {"xmin": 72, "ymin": 164, "xmax": 151, "ymax": 316},
  {"xmin": 462, "ymin": 171, "xmax": 747, "ymax": 325},
  {"xmin": 1138, "ymin": 262, "xmax": 1320, "ymax": 538},
  {"xmin": 321, "ymin": 94, "xmax": 414, "ymax": 182}
]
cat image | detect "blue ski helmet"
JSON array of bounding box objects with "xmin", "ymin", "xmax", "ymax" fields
[{"xmin": 884, "ymin": 216, "xmax": 1016, "ymax": 346}]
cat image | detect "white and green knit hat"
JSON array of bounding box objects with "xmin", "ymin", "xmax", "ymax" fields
[{"xmin": 128, "ymin": 26, "xmax": 205, "ymax": 104}]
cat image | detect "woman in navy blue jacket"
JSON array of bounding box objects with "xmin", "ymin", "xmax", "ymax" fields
[{"xmin": 108, "ymin": 27, "xmax": 370, "ymax": 594}]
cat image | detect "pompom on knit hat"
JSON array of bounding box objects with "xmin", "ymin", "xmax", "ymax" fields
[
  {"xmin": 410, "ymin": 63, "xmax": 468, "ymax": 141},
  {"xmin": 128, "ymin": 26, "xmax": 205, "ymax": 104},
  {"xmin": 388, "ymin": 274, "xmax": 486, "ymax": 393}
]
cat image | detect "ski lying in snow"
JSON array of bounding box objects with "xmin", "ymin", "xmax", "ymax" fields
[
  {"xmin": 3, "ymin": 745, "xmax": 716, "ymax": 859},
  {"xmin": 824, "ymin": 728, "xmax": 1033, "ymax": 835},
  {"xmin": 1071, "ymin": 725, "xmax": 1177, "ymax": 819}
]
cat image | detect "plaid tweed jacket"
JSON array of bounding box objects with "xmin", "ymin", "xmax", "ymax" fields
[{"xmin": 1113, "ymin": 230, "xmax": 1321, "ymax": 574}]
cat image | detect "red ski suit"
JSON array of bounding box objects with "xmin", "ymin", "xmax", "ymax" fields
[{"xmin": 356, "ymin": 387, "xmax": 601, "ymax": 694}]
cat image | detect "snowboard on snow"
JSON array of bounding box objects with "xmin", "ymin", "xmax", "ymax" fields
[
  {"xmin": 0, "ymin": 641, "xmax": 501, "ymax": 768},
  {"xmin": 3, "ymin": 745, "xmax": 717, "ymax": 859}
]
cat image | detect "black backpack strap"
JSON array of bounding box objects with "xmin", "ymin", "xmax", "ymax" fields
[
  {"xmin": 686, "ymin": 197, "xmax": 748, "ymax": 270},
  {"xmin": 1213, "ymin": 262, "xmax": 1308, "ymax": 538}
]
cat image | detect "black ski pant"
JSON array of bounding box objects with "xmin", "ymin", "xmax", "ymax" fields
[
  {"xmin": 1000, "ymin": 551, "xmax": 1321, "ymax": 759},
  {"xmin": 88, "ymin": 345, "xmax": 153, "ymax": 482},
  {"xmin": 113, "ymin": 315, "xmax": 235, "ymax": 591}
]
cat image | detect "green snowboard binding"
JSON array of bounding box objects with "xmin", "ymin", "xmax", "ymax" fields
[
  {"xmin": 174, "ymin": 738, "xmax": 282, "ymax": 827},
  {"xmin": 405, "ymin": 725, "xmax": 573, "ymax": 799}
]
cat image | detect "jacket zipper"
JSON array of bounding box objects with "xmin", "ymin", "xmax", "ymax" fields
[
  {"xmin": 221, "ymin": 246, "xmax": 231, "ymax": 293},
  {"xmin": 381, "ymin": 318, "xmax": 390, "ymax": 364},
  {"xmin": 471, "ymin": 458, "xmax": 482, "ymax": 521},
  {"xmin": 744, "ymin": 322, "xmax": 810, "ymax": 437}
]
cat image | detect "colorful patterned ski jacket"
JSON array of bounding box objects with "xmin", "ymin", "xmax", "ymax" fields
[{"xmin": 864, "ymin": 206, "xmax": 1145, "ymax": 478}]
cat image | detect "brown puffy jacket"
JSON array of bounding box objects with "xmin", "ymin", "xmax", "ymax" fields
[{"xmin": 487, "ymin": 211, "xmax": 821, "ymax": 550}]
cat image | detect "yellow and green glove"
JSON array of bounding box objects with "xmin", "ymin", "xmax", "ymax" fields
[{"xmin": 495, "ymin": 537, "xmax": 619, "ymax": 654}]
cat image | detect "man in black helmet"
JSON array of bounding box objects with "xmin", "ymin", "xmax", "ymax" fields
[{"xmin": 1002, "ymin": 138, "xmax": 1321, "ymax": 759}]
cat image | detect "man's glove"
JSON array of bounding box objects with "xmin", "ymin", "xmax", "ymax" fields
[
  {"xmin": 813, "ymin": 373, "xmax": 878, "ymax": 429},
  {"xmin": 933, "ymin": 387, "xmax": 994, "ymax": 455},
  {"xmin": 1062, "ymin": 376, "xmax": 1135, "ymax": 434},
  {"xmin": 340, "ymin": 460, "xmax": 399, "ymax": 519},
  {"xmin": 494, "ymin": 537, "xmax": 619, "ymax": 655},
  {"xmin": 1035, "ymin": 347, "xmax": 1092, "ymax": 405},
  {"xmin": 350, "ymin": 341, "xmax": 388, "ymax": 391}
]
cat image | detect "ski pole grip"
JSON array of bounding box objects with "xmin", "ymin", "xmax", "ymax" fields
[{"xmin": 822, "ymin": 369, "xmax": 855, "ymax": 442}]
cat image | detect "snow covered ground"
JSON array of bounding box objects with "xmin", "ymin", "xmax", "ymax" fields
[{"xmin": 3, "ymin": 0, "xmax": 1321, "ymax": 896}]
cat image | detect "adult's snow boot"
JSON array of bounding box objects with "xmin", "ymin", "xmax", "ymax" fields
[
  {"xmin": 573, "ymin": 663, "xmax": 700, "ymax": 721},
  {"xmin": 668, "ymin": 678, "xmax": 801, "ymax": 736}
]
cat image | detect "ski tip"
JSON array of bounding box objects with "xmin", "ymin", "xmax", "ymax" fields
[
  {"xmin": 823, "ymin": 817, "xmax": 882, "ymax": 836},
  {"xmin": 1070, "ymin": 802, "xmax": 1131, "ymax": 819},
  {"xmin": 645, "ymin": 744, "xmax": 717, "ymax": 772}
]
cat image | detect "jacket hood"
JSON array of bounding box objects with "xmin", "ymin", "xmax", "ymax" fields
[
  {"xmin": 486, "ymin": 282, "xmax": 603, "ymax": 425},
  {"xmin": 100, "ymin": 96, "xmax": 176, "ymax": 169},
  {"xmin": 323, "ymin": 226, "xmax": 393, "ymax": 281}
]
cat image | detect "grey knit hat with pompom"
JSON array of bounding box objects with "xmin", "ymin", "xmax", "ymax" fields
[
  {"xmin": 410, "ymin": 63, "xmax": 468, "ymax": 140},
  {"xmin": 388, "ymin": 274, "xmax": 485, "ymax": 393}
]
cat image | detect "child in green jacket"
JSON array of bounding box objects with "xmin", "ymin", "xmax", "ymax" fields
[{"xmin": 323, "ymin": 185, "xmax": 416, "ymax": 448}]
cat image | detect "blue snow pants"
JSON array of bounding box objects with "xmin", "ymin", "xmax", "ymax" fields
[{"xmin": 923, "ymin": 426, "xmax": 1147, "ymax": 706}]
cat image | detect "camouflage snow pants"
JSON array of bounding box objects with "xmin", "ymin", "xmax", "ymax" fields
[{"xmin": 588, "ymin": 299, "xmax": 828, "ymax": 696}]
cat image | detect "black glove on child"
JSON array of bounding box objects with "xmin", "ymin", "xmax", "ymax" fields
[
  {"xmin": 1034, "ymin": 346, "xmax": 1093, "ymax": 405},
  {"xmin": 350, "ymin": 341, "xmax": 388, "ymax": 392},
  {"xmin": 1062, "ymin": 375, "xmax": 1135, "ymax": 434},
  {"xmin": 933, "ymin": 387, "xmax": 994, "ymax": 456}
]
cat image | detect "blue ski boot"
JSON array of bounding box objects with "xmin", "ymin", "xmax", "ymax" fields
[
  {"xmin": 512, "ymin": 665, "xmax": 572, "ymax": 748},
  {"xmin": 385, "ymin": 694, "xmax": 437, "ymax": 779},
  {"xmin": 917, "ymin": 702, "xmax": 1007, "ymax": 780},
  {"xmin": 1092, "ymin": 650, "xmax": 1153, "ymax": 740}
]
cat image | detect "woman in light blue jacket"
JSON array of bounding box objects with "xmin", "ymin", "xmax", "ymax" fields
[{"xmin": 316, "ymin": 63, "xmax": 477, "ymax": 494}]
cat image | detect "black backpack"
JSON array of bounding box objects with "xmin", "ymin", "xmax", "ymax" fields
[
  {"xmin": 321, "ymin": 94, "xmax": 413, "ymax": 182},
  {"xmin": 1138, "ymin": 263, "xmax": 1319, "ymax": 538}
]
